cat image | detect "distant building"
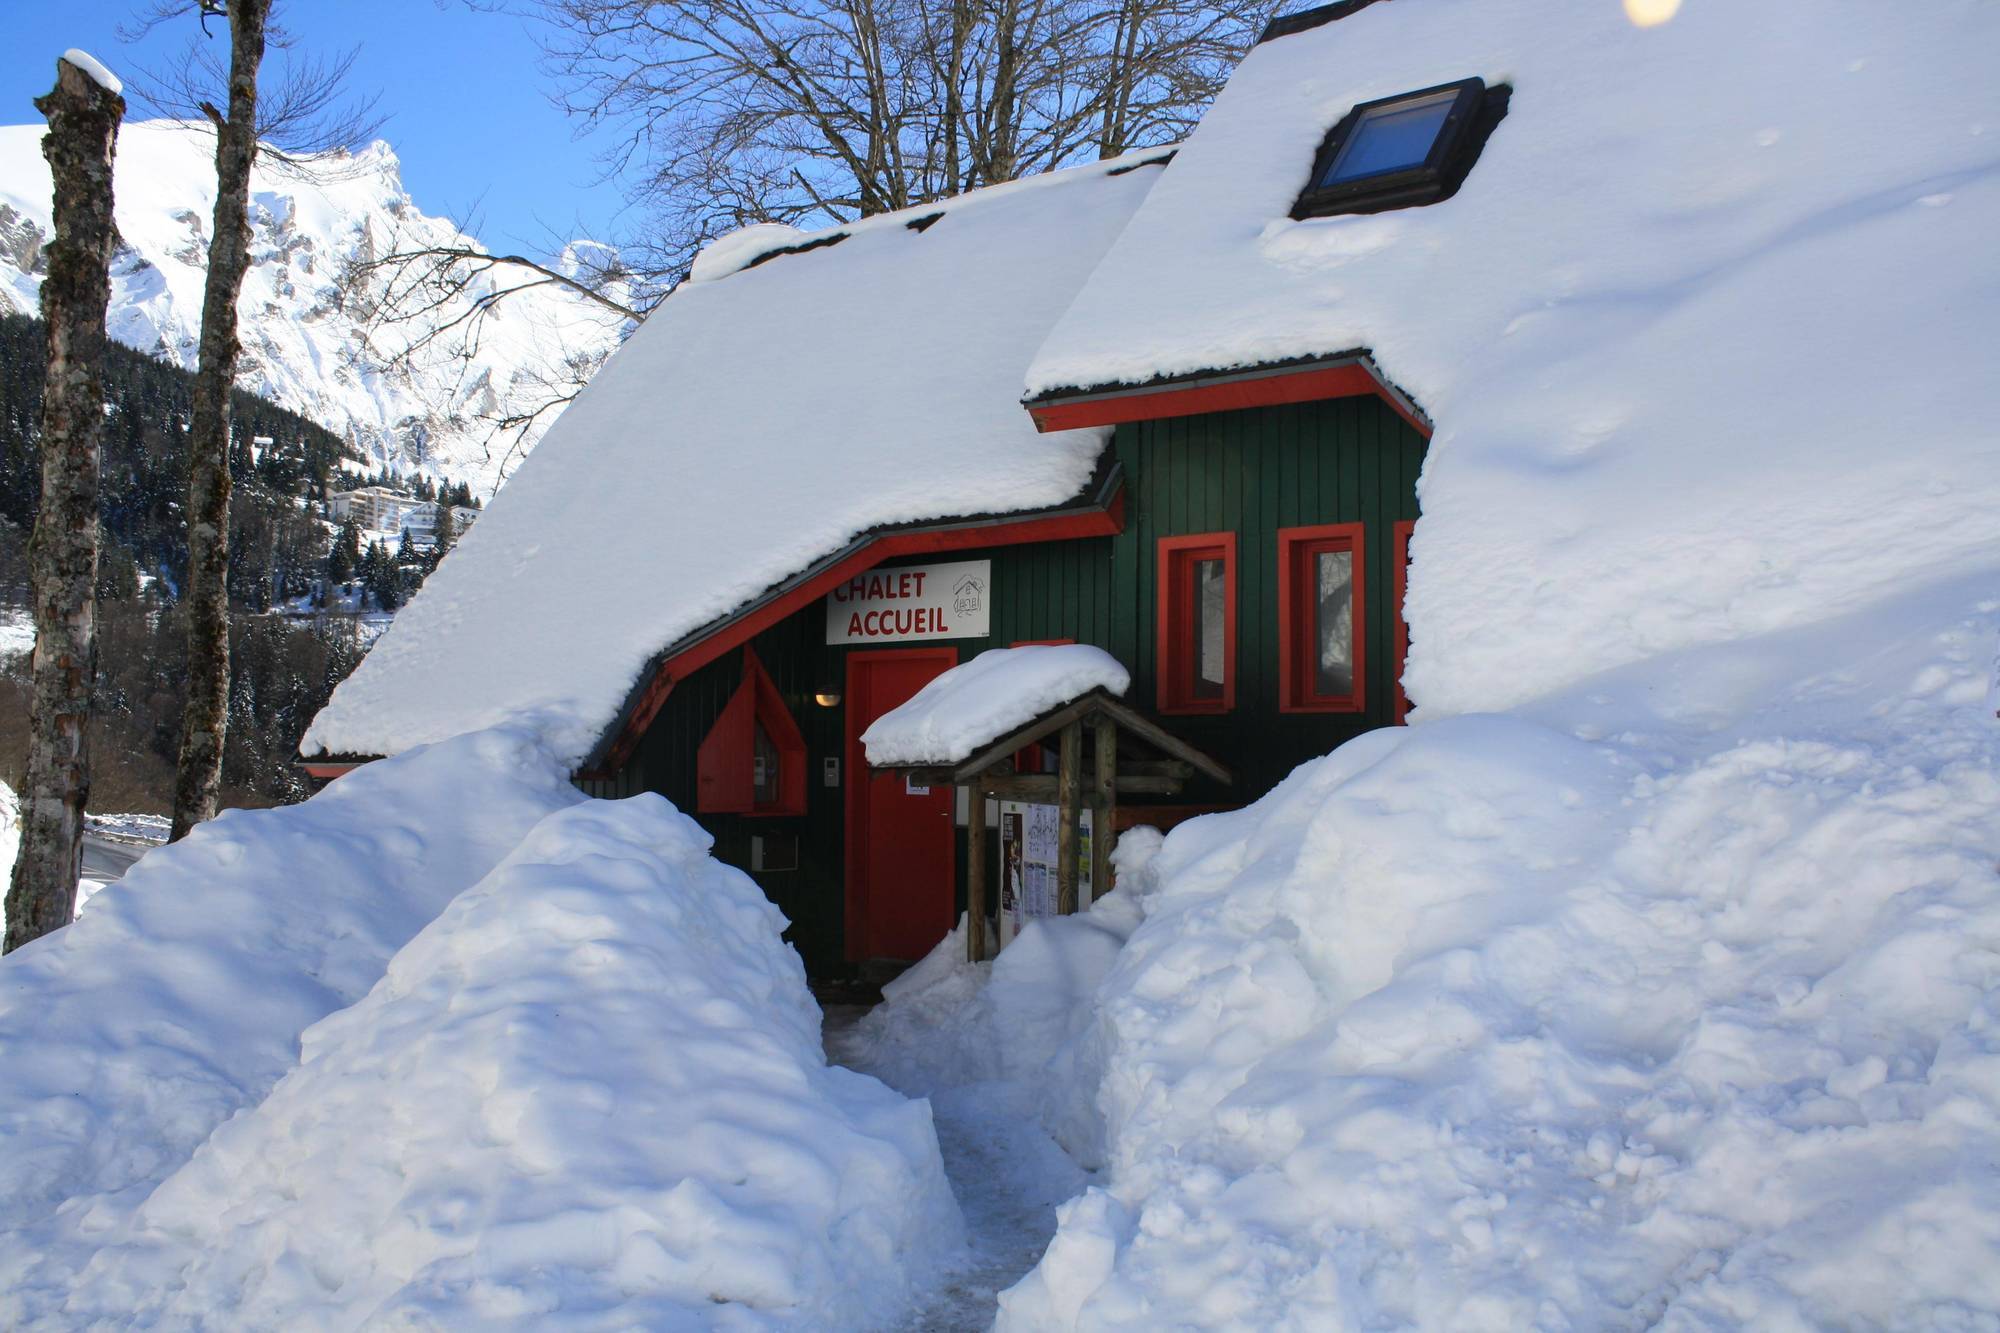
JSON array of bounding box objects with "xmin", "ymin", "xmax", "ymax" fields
[
  {"xmin": 399, "ymin": 501, "xmax": 439, "ymax": 541},
  {"xmin": 329, "ymin": 486, "xmax": 417, "ymax": 532}
]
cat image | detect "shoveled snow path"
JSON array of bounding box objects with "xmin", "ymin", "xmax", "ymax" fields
[{"xmin": 826, "ymin": 1005, "xmax": 1090, "ymax": 1332}]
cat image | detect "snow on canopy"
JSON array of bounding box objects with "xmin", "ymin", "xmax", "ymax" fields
[
  {"xmin": 1024, "ymin": 0, "xmax": 2000, "ymax": 717},
  {"xmin": 303, "ymin": 153, "xmax": 1167, "ymax": 768},
  {"xmin": 861, "ymin": 644, "xmax": 1132, "ymax": 767}
]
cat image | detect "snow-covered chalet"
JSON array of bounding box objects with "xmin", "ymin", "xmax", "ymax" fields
[{"xmin": 302, "ymin": 0, "xmax": 1999, "ymax": 974}]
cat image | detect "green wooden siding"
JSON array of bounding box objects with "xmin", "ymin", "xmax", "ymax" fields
[
  {"xmin": 1110, "ymin": 395, "xmax": 1425, "ymax": 796},
  {"xmin": 586, "ymin": 394, "xmax": 1426, "ymax": 973}
]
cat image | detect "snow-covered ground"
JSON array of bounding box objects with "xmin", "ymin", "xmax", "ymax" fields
[
  {"xmin": 0, "ymin": 605, "xmax": 33, "ymax": 658},
  {"xmin": 83, "ymin": 811, "xmax": 170, "ymax": 845},
  {"xmin": 0, "ymin": 779, "xmax": 17, "ymax": 897},
  {"xmin": 52, "ymin": 798, "xmax": 961, "ymax": 1328},
  {"xmin": 0, "ymin": 727, "xmax": 585, "ymax": 1319},
  {"xmin": 909, "ymin": 568, "xmax": 2000, "ymax": 1330},
  {"xmin": 0, "ymin": 729, "xmax": 966, "ymax": 1329},
  {"xmin": 7, "ymin": 580, "xmax": 1998, "ymax": 1327}
]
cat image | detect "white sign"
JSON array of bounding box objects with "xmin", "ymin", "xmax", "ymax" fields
[{"xmin": 825, "ymin": 558, "xmax": 990, "ymax": 644}]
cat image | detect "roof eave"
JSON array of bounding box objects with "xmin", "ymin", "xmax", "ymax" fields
[
  {"xmin": 1024, "ymin": 350, "xmax": 1433, "ymax": 438},
  {"xmin": 577, "ymin": 458, "xmax": 1130, "ymax": 780}
]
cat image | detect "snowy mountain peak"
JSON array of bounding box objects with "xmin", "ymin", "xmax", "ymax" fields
[{"xmin": 0, "ymin": 119, "xmax": 626, "ymax": 497}]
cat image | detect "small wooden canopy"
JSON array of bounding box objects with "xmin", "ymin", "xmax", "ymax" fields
[{"xmin": 878, "ymin": 687, "xmax": 1232, "ymax": 960}]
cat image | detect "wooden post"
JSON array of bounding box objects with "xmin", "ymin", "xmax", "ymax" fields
[
  {"xmin": 965, "ymin": 781, "xmax": 987, "ymax": 962},
  {"xmin": 1056, "ymin": 720, "xmax": 1082, "ymax": 915},
  {"xmin": 1091, "ymin": 716, "xmax": 1117, "ymax": 904}
]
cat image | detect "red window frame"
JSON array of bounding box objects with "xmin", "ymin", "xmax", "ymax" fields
[
  {"xmin": 1277, "ymin": 522, "xmax": 1366, "ymax": 714},
  {"xmin": 1393, "ymin": 519, "xmax": 1414, "ymax": 723},
  {"xmin": 1157, "ymin": 532, "xmax": 1237, "ymax": 714}
]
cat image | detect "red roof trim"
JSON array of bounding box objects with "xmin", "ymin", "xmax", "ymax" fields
[
  {"xmin": 583, "ymin": 493, "xmax": 1126, "ymax": 779},
  {"xmin": 1027, "ymin": 358, "xmax": 1432, "ymax": 438},
  {"xmin": 299, "ymin": 761, "xmax": 360, "ymax": 780}
]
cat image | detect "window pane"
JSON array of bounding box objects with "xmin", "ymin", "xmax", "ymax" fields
[
  {"xmin": 753, "ymin": 718, "xmax": 780, "ymax": 804},
  {"xmin": 1314, "ymin": 548, "xmax": 1355, "ymax": 697},
  {"xmin": 1194, "ymin": 557, "xmax": 1226, "ymax": 698},
  {"xmin": 1321, "ymin": 90, "xmax": 1456, "ymax": 186}
]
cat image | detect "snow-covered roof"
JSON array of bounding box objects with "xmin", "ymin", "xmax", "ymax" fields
[
  {"xmin": 314, "ymin": 0, "xmax": 2000, "ymax": 764},
  {"xmin": 303, "ymin": 153, "xmax": 1167, "ymax": 765},
  {"xmin": 1026, "ymin": 0, "xmax": 2000, "ymax": 714},
  {"xmin": 861, "ymin": 645, "xmax": 1132, "ymax": 768}
]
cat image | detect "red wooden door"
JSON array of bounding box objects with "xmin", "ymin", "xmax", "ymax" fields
[{"xmin": 845, "ymin": 648, "xmax": 958, "ymax": 961}]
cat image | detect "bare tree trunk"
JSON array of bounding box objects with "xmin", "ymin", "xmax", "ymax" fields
[
  {"xmin": 5, "ymin": 58, "xmax": 124, "ymax": 955},
  {"xmin": 170, "ymin": 0, "xmax": 269, "ymax": 843}
]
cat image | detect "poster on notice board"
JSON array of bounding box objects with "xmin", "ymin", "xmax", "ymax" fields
[{"xmin": 997, "ymin": 801, "xmax": 1092, "ymax": 948}]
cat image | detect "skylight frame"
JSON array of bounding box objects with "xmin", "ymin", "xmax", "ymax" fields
[{"xmin": 1292, "ymin": 77, "xmax": 1490, "ymax": 219}]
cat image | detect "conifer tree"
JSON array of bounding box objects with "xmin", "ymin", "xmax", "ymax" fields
[
  {"xmin": 327, "ymin": 514, "xmax": 360, "ymax": 584},
  {"xmin": 431, "ymin": 503, "xmax": 456, "ymax": 562}
]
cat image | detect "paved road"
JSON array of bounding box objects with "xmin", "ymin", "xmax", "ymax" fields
[{"xmin": 81, "ymin": 834, "xmax": 150, "ymax": 885}]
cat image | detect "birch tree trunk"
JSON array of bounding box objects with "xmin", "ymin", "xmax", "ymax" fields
[
  {"xmin": 5, "ymin": 57, "xmax": 124, "ymax": 955},
  {"xmin": 170, "ymin": 0, "xmax": 270, "ymax": 843}
]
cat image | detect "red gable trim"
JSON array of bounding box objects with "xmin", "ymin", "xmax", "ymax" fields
[
  {"xmin": 581, "ymin": 491, "xmax": 1126, "ymax": 780},
  {"xmin": 1027, "ymin": 357, "xmax": 1432, "ymax": 438},
  {"xmin": 299, "ymin": 761, "xmax": 361, "ymax": 780}
]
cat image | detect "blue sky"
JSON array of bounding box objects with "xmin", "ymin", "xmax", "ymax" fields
[{"xmin": 4, "ymin": 1, "xmax": 627, "ymax": 258}]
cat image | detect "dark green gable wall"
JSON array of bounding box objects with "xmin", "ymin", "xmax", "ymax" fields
[{"xmin": 581, "ymin": 395, "xmax": 1426, "ymax": 972}]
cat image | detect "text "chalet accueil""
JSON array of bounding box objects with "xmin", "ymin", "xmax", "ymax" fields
[{"xmin": 823, "ymin": 558, "xmax": 991, "ymax": 644}]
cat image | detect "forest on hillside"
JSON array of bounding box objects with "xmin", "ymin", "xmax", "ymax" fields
[{"xmin": 0, "ymin": 311, "xmax": 441, "ymax": 811}]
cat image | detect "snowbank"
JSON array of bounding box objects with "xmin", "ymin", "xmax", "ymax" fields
[
  {"xmin": 304, "ymin": 151, "xmax": 1165, "ymax": 767},
  {"xmin": 997, "ymin": 570, "xmax": 2000, "ymax": 1329},
  {"xmin": 1026, "ymin": 0, "xmax": 2000, "ymax": 718},
  {"xmin": 845, "ymin": 891, "xmax": 1142, "ymax": 1172},
  {"xmin": 0, "ymin": 725, "xmax": 584, "ymax": 1320},
  {"xmin": 59, "ymin": 796, "xmax": 962, "ymax": 1329},
  {"xmin": 861, "ymin": 644, "xmax": 1132, "ymax": 767}
]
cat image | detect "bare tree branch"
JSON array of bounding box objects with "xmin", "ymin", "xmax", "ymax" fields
[
  {"xmin": 349, "ymin": 0, "xmax": 1277, "ymax": 481},
  {"xmin": 122, "ymin": 0, "xmax": 387, "ymax": 177}
]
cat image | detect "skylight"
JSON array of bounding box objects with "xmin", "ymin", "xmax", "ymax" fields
[
  {"xmin": 1319, "ymin": 88, "xmax": 1459, "ymax": 186},
  {"xmin": 1292, "ymin": 77, "xmax": 1509, "ymax": 219}
]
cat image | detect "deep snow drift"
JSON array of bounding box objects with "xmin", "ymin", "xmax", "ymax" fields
[
  {"xmin": 0, "ymin": 731, "xmax": 962, "ymax": 1329},
  {"xmin": 56, "ymin": 797, "xmax": 962, "ymax": 1328},
  {"xmin": 0, "ymin": 726, "xmax": 584, "ymax": 1318},
  {"xmin": 977, "ymin": 571, "xmax": 2000, "ymax": 1329}
]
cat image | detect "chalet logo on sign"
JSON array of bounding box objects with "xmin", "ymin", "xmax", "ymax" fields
[{"xmin": 826, "ymin": 558, "xmax": 991, "ymax": 644}]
